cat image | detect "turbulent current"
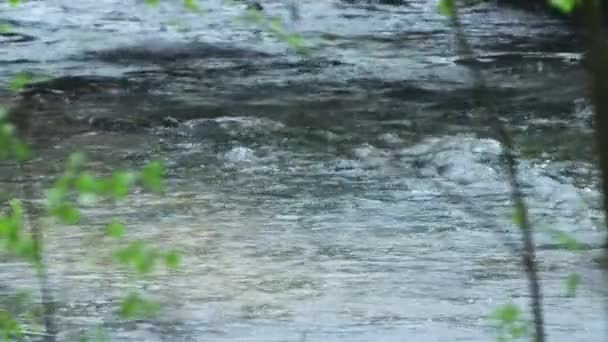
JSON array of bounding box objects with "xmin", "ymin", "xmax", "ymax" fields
[{"xmin": 0, "ymin": 0, "xmax": 604, "ymax": 340}]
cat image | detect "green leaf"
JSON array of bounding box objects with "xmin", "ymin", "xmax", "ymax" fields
[
  {"xmin": 285, "ymin": 34, "xmax": 308, "ymax": 54},
  {"xmin": 0, "ymin": 123, "xmax": 14, "ymax": 137},
  {"xmin": 81, "ymin": 326, "xmax": 109, "ymax": 342},
  {"xmin": 144, "ymin": 0, "xmax": 159, "ymax": 5},
  {"xmin": 14, "ymin": 239, "xmax": 36, "ymax": 262},
  {"xmin": 549, "ymin": 0, "xmax": 578, "ymax": 13},
  {"xmin": 0, "ymin": 24, "xmax": 11, "ymax": 34},
  {"xmin": 183, "ymin": 0, "xmax": 199, "ymax": 12},
  {"xmin": 10, "ymin": 141, "xmax": 29, "ymax": 161},
  {"xmin": 8, "ymin": 73, "xmax": 31, "ymax": 92},
  {"xmin": 45, "ymin": 187, "xmax": 67, "ymax": 210},
  {"xmin": 75, "ymin": 172, "xmax": 101, "ymax": 193},
  {"xmin": 164, "ymin": 250, "xmax": 181, "ymax": 269},
  {"xmin": 52, "ymin": 204, "xmax": 80, "ymax": 224},
  {"xmin": 268, "ymin": 17, "xmax": 283, "ymax": 33},
  {"xmin": 554, "ymin": 230, "xmax": 582, "ymax": 251},
  {"xmin": 565, "ymin": 273, "xmax": 580, "ymax": 297},
  {"xmin": 0, "ymin": 310, "xmax": 22, "ymax": 340},
  {"xmin": 116, "ymin": 241, "xmax": 143, "ymax": 264},
  {"xmin": 119, "ymin": 292, "xmax": 160, "ymax": 319},
  {"xmin": 510, "ymin": 323, "xmax": 527, "ymax": 339},
  {"xmin": 511, "ymin": 201, "xmax": 527, "ymax": 228},
  {"xmin": 141, "ymin": 161, "xmax": 164, "ymax": 192},
  {"xmin": 438, "ymin": 0, "xmax": 455, "ymax": 17},
  {"xmin": 541, "ymin": 227, "xmax": 582, "ymax": 251},
  {"xmin": 115, "ymin": 240, "xmax": 158, "ymax": 274},
  {"xmin": 105, "ymin": 220, "xmax": 124, "ymax": 239},
  {"xmin": 8, "ymin": 0, "xmax": 21, "ymax": 6},
  {"xmin": 105, "ymin": 171, "xmax": 136, "ymax": 199},
  {"xmin": 67, "ymin": 152, "xmax": 86, "ymax": 172},
  {"xmin": 491, "ymin": 304, "xmax": 519, "ymax": 324},
  {"xmin": 8, "ymin": 200, "xmax": 23, "ymax": 224}
]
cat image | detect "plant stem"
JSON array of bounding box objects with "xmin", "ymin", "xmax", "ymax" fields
[
  {"xmin": 16, "ymin": 109, "xmax": 57, "ymax": 341},
  {"xmin": 445, "ymin": 2, "xmax": 545, "ymax": 341}
]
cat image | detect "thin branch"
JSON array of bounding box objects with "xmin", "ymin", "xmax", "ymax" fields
[
  {"xmin": 15, "ymin": 109, "xmax": 57, "ymax": 341},
  {"xmin": 445, "ymin": 2, "xmax": 545, "ymax": 341}
]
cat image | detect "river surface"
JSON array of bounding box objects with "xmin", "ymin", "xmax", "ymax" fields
[{"xmin": 0, "ymin": 0, "xmax": 606, "ymax": 341}]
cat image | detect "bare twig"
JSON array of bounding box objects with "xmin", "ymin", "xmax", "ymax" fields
[
  {"xmin": 444, "ymin": 2, "xmax": 545, "ymax": 341},
  {"xmin": 14, "ymin": 105, "xmax": 57, "ymax": 341}
]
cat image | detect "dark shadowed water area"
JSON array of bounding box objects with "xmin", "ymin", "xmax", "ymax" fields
[{"xmin": 0, "ymin": 0, "xmax": 605, "ymax": 340}]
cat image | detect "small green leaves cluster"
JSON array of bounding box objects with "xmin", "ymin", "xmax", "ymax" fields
[
  {"xmin": 144, "ymin": 0, "xmax": 306, "ymax": 52},
  {"xmin": 438, "ymin": 0, "xmax": 579, "ymax": 17},
  {"xmin": 239, "ymin": 7, "xmax": 308, "ymax": 54},
  {"xmin": 490, "ymin": 304, "xmax": 528, "ymax": 342},
  {"xmin": 512, "ymin": 206, "xmax": 583, "ymax": 297},
  {"xmin": 549, "ymin": 0, "xmax": 578, "ymax": 13},
  {"xmin": 0, "ymin": 309, "xmax": 22, "ymax": 342},
  {"xmin": 8, "ymin": 72, "xmax": 51, "ymax": 95},
  {"xmin": 438, "ymin": 0, "xmax": 455, "ymax": 17},
  {"xmin": 0, "ymin": 107, "xmax": 28, "ymax": 161},
  {"xmin": 0, "ymin": 292, "xmax": 47, "ymax": 341},
  {"xmin": 0, "ymin": 200, "xmax": 36, "ymax": 263},
  {"xmin": 42, "ymin": 153, "xmax": 177, "ymax": 319},
  {"xmin": 114, "ymin": 239, "xmax": 180, "ymax": 275},
  {"xmin": 119, "ymin": 292, "xmax": 160, "ymax": 319},
  {"xmin": 8, "ymin": 73, "xmax": 32, "ymax": 93},
  {"xmin": 565, "ymin": 273, "xmax": 580, "ymax": 297},
  {"xmin": 145, "ymin": 0, "xmax": 201, "ymax": 13},
  {"xmin": 45, "ymin": 153, "xmax": 164, "ymax": 225},
  {"xmin": 183, "ymin": 0, "xmax": 200, "ymax": 12},
  {"xmin": 0, "ymin": 0, "xmax": 181, "ymax": 334}
]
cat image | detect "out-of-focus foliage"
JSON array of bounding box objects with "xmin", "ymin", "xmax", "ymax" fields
[
  {"xmin": 0, "ymin": 107, "xmax": 28, "ymax": 161},
  {"xmin": 565, "ymin": 273, "xmax": 581, "ymax": 297},
  {"xmin": 145, "ymin": 0, "xmax": 307, "ymax": 53},
  {"xmin": 8, "ymin": 73, "xmax": 32, "ymax": 93},
  {"xmin": 119, "ymin": 292, "xmax": 160, "ymax": 319},
  {"xmin": 0, "ymin": 309, "xmax": 22, "ymax": 342},
  {"xmin": 549, "ymin": 0, "xmax": 578, "ymax": 13},
  {"xmin": 490, "ymin": 304, "xmax": 528, "ymax": 342},
  {"xmin": 239, "ymin": 7, "xmax": 308, "ymax": 54},
  {"xmin": 0, "ymin": 45, "xmax": 177, "ymax": 337},
  {"xmin": 78, "ymin": 326, "xmax": 110, "ymax": 342},
  {"xmin": 0, "ymin": 200, "xmax": 36, "ymax": 263},
  {"xmin": 45, "ymin": 153, "xmax": 164, "ymax": 226},
  {"xmin": 438, "ymin": 0, "xmax": 455, "ymax": 17}
]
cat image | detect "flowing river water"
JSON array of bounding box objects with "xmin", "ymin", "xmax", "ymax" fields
[{"xmin": 0, "ymin": 0, "xmax": 605, "ymax": 340}]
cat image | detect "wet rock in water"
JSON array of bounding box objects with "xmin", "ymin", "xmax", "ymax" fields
[
  {"xmin": 86, "ymin": 116, "xmax": 146, "ymax": 133},
  {"xmin": 429, "ymin": 138, "xmax": 502, "ymax": 186},
  {"xmin": 245, "ymin": 1, "xmax": 263, "ymax": 11},
  {"xmin": 162, "ymin": 116, "xmax": 181, "ymax": 128},
  {"xmin": 20, "ymin": 75, "xmax": 128, "ymax": 99},
  {"xmin": 224, "ymin": 146, "xmax": 257, "ymax": 163},
  {"xmin": 340, "ymin": 0, "xmax": 410, "ymax": 6},
  {"xmin": 0, "ymin": 32, "xmax": 36, "ymax": 44},
  {"xmin": 90, "ymin": 41, "xmax": 272, "ymax": 65},
  {"xmin": 178, "ymin": 119, "xmax": 225, "ymax": 140}
]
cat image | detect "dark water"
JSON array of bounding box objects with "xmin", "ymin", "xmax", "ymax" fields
[{"xmin": 0, "ymin": 0, "xmax": 605, "ymax": 341}]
